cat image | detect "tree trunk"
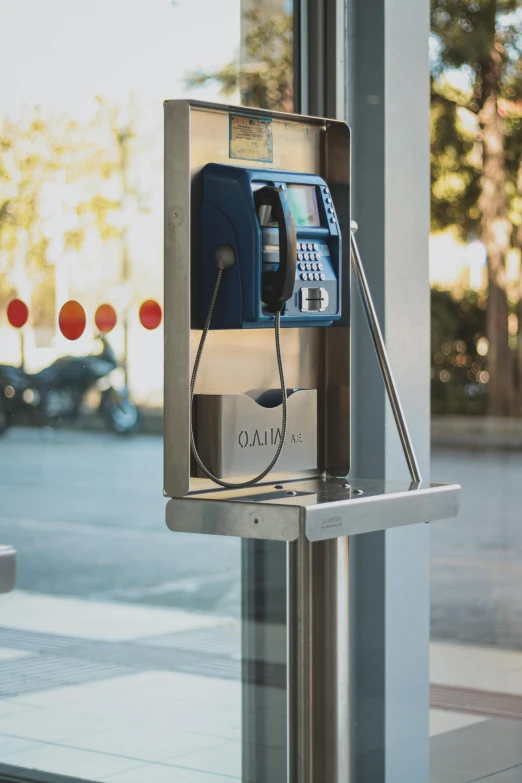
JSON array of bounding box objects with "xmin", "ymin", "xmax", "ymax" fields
[
  {"xmin": 517, "ymin": 273, "xmax": 522, "ymax": 415},
  {"xmin": 513, "ymin": 159, "xmax": 522, "ymax": 416},
  {"xmin": 479, "ymin": 48, "xmax": 513, "ymax": 416}
]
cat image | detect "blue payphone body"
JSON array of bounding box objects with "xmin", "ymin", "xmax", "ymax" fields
[{"xmin": 200, "ymin": 163, "xmax": 341, "ymax": 328}]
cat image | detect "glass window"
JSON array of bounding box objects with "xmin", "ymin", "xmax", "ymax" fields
[
  {"xmin": 0, "ymin": 1, "xmax": 293, "ymax": 781},
  {"xmin": 430, "ymin": 2, "xmax": 522, "ymax": 778}
]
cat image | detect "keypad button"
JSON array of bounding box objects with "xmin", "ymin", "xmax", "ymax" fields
[
  {"xmin": 298, "ymin": 253, "xmax": 303, "ymax": 261},
  {"xmin": 306, "ymin": 243, "xmax": 312, "ymax": 251},
  {"xmin": 318, "ymin": 262, "xmax": 323, "ymax": 270},
  {"xmin": 316, "ymin": 253, "xmax": 321, "ymax": 260},
  {"xmin": 314, "ymin": 273, "xmax": 320, "ymax": 281},
  {"xmin": 304, "ymin": 253, "xmax": 309, "ymax": 261},
  {"xmin": 330, "ymin": 216, "xmax": 336, "ymax": 223},
  {"xmin": 323, "ymin": 187, "xmax": 329, "ymax": 194},
  {"xmin": 320, "ymin": 273, "xmax": 325, "ymax": 281},
  {"xmin": 328, "ymin": 207, "xmax": 334, "ymax": 213},
  {"xmin": 313, "ymin": 243, "xmax": 319, "ymax": 251},
  {"xmin": 299, "ymin": 263, "xmax": 305, "ymax": 271},
  {"xmin": 306, "ymin": 263, "xmax": 312, "ymax": 271},
  {"xmin": 302, "ymin": 272, "xmax": 308, "ymax": 281},
  {"xmin": 312, "ymin": 263, "xmax": 318, "ymax": 271},
  {"xmin": 326, "ymin": 197, "xmax": 332, "ymax": 204}
]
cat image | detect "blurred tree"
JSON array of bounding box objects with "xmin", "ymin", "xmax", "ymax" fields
[
  {"xmin": 431, "ymin": 287, "xmax": 489, "ymax": 414},
  {"xmin": 0, "ymin": 114, "xmax": 60, "ymax": 324},
  {"xmin": 185, "ymin": 8, "xmax": 293, "ymax": 111},
  {"xmin": 90, "ymin": 98, "xmax": 150, "ymax": 386},
  {"xmin": 0, "ymin": 110, "xmax": 120, "ymax": 335},
  {"xmin": 431, "ymin": 0, "xmax": 522, "ymax": 415}
]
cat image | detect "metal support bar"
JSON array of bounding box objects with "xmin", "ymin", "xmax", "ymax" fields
[
  {"xmin": 350, "ymin": 222, "xmax": 423, "ymax": 484},
  {"xmin": 288, "ymin": 536, "xmax": 350, "ymax": 783}
]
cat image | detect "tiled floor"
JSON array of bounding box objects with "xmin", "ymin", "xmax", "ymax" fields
[
  {"xmin": 0, "ymin": 590, "xmax": 521, "ymax": 782},
  {"xmin": 0, "ymin": 647, "xmax": 34, "ymax": 662},
  {"xmin": 431, "ymin": 641, "xmax": 522, "ymax": 696},
  {"xmin": 1, "ymin": 591, "xmax": 224, "ymax": 641},
  {"xmin": 431, "ymin": 719, "xmax": 522, "ymax": 783},
  {"xmin": 0, "ymin": 670, "xmax": 243, "ymax": 780},
  {"xmin": 0, "ymin": 591, "xmax": 244, "ymax": 781}
]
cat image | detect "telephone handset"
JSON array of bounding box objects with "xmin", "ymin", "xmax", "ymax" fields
[
  {"xmin": 191, "ymin": 163, "xmax": 341, "ymax": 488},
  {"xmin": 253, "ymin": 185, "xmax": 297, "ymax": 312}
]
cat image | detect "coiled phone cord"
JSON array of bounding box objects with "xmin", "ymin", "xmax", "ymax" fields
[{"xmin": 190, "ymin": 269, "xmax": 288, "ymax": 489}]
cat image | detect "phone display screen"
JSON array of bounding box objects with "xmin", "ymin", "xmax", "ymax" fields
[{"xmin": 287, "ymin": 185, "xmax": 321, "ymax": 227}]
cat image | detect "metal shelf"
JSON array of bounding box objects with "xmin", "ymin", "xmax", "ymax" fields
[{"xmin": 166, "ymin": 477, "xmax": 460, "ymax": 542}]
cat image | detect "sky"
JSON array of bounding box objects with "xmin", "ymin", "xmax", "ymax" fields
[
  {"xmin": 0, "ymin": 0, "xmax": 244, "ymax": 291},
  {"xmin": 0, "ymin": 0, "xmax": 241, "ymax": 120}
]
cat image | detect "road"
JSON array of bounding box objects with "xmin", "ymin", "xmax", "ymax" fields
[
  {"xmin": 431, "ymin": 445, "xmax": 522, "ymax": 649},
  {"xmin": 0, "ymin": 428, "xmax": 241, "ymax": 617},
  {"xmin": 1, "ymin": 428, "xmax": 521, "ymax": 647}
]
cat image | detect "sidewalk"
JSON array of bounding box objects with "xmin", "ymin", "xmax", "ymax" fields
[
  {"xmin": 0, "ymin": 590, "xmax": 521, "ymax": 781},
  {"xmin": 0, "ymin": 591, "xmax": 245, "ymax": 781}
]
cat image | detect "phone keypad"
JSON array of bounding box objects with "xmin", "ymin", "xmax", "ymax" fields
[{"xmin": 296, "ymin": 241, "xmax": 332, "ymax": 288}]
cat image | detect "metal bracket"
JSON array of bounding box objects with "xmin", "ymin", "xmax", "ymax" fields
[{"xmin": 350, "ymin": 222, "xmax": 422, "ymax": 483}]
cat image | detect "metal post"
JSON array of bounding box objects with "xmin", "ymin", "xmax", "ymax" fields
[
  {"xmin": 288, "ymin": 536, "xmax": 350, "ymax": 783},
  {"xmin": 289, "ymin": 4, "xmax": 350, "ymax": 779}
]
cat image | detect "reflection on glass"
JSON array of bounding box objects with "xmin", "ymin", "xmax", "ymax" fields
[
  {"xmin": 430, "ymin": 1, "xmax": 522, "ymax": 779},
  {"xmin": 186, "ymin": 0, "xmax": 294, "ymax": 112},
  {"xmin": 0, "ymin": 1, "xmax": 292, "ymax": 781}
]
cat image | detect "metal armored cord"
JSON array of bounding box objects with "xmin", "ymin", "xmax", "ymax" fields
[{"xmin": 190, "ymin": 270, "xmax": 288, "ymax": 488}]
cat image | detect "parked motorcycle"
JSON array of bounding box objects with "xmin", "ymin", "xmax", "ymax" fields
[{"xmin": 0, "ymin": 335, "xmax": 140, "ymax": 435}]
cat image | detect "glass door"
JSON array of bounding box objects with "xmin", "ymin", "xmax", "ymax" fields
[{"xmin": 0, "ymin": 2, "xmax": 294, "ymax": 781}]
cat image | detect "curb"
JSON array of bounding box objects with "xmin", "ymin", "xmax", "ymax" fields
[
  {"xmin": 432, "ymin": 416, "xmax": 522, "ymax": 450},
  {"xmin": 75, "ymin": 408, "xmax": 163, "ymax": 435}
]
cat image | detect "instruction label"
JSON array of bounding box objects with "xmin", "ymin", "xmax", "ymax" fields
[{"xmin": 229, "ymin": 114, "xmax": 273, "ymax": 163}]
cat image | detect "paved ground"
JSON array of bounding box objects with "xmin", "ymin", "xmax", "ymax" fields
[
  {"xmin": 431, "ymin": 446, "xmax": 522, "ymax": 649},
  {"xmin": 1, "ymin": 427, "xmax": 522, "ymax": 647},
  {"xmin": 0, "ymin": 428, "xmax": 241, "ymax": 617}
]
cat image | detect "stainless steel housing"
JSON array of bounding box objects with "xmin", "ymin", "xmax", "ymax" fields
[{"xmin": 164, "ymin": 100, "xmax": 351, "ymax": 498}]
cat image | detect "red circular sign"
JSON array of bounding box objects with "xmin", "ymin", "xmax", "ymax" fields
[
  {"xmin": 139, "ymin": 299, "xmax": 162, "ymax": 330},
  {"xmin": 95, "ymin": 303, "xmax": 117, "ymax": 334},
  {"xmin": 59, "ymin": 300, "xmax": 86, "ymax": 341},
  {"xmin": 7, "ymin": 299, "xmax": 29, "ymax": 328}
]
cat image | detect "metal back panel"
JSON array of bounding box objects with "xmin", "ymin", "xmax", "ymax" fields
[{"xmin": 164, "ymin": 100, "xmax": 350, "ymax": 497}]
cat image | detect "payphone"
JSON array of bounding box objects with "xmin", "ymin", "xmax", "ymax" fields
[
  {"xmin": 199, "ymin": 163, "xmax": 341, "ymax": 329},
  {"xmin": 164, "ymin": 100, "xmax": 460, "ymax": 783},
  {"xmin": 191, "ymin": 163, "xmax": 343, "ymax": 488}
]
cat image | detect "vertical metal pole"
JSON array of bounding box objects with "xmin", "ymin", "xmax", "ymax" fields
[
  {"xmin": 288, "ymin": 2, "xmax": 350, "ymax": 780},
  {"xmin": 288, "ymin": 536, "xmax": 350, "ymax": 783}
]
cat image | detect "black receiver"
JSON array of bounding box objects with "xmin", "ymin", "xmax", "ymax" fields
[{"xmin": 254, "ymin": 186, "xmax": 297, "ymax": 313}]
